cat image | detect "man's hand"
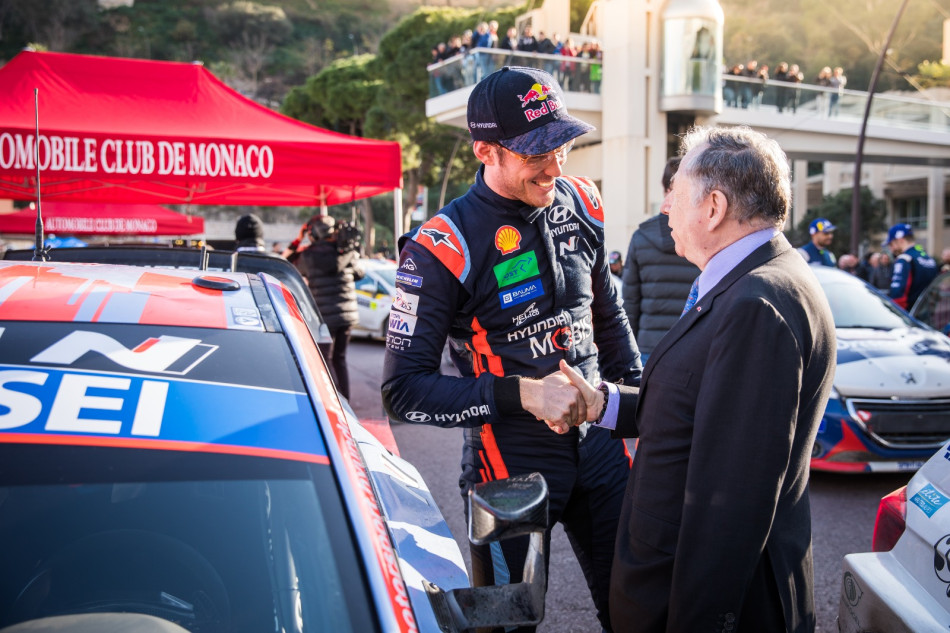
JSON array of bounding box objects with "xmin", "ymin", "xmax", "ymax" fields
[
  {"xmin": 520, "ymin": 371, "xmax": 584, "ymax": 434},
  {"xmin": 558, "ymin": 360, "xmax": 603, "ymax": 423}
]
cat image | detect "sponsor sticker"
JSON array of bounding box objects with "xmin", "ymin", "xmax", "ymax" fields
[
  {"xmin": 494, "ymin": 225, "xmax": 522, "ymax": 255},
  {"xmin": 393, "ymin": 288, "xmax": 419, "ymax": 315},
  {"xmin": 911, "ymin": 483, "xmax": 950, "ymax": 518},
  {"xmin": 402, "ymin": 258, "xmax": 417, "ymax": 271},
  {"xmin": 493, "ymin": 250, "xmax": 539, "ymax": 288},
  {"xmin": 512, "ymin": 302, "xmax": 540, "ymax": 326},
  {"xmin": 420, "ymin": 227, "xmax": 462, "ymax": 255},
  {"xmin": 388, "ymin": 311, "xmax": 418, "ymax": 336},
  {"xmin": 387, "ymin": 333, "xmax": 412, "ymax": 351},
  {"xmin": 499, "ymin": 279, "xmax": 544, "ymax": 309},
  {"xmin": 396, "ymin": 271, "xmax": 423, "ymax": 288}
]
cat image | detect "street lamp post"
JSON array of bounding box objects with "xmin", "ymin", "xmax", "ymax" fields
[{"xmin": 850, "ymin": 0, "xmax": 911, "ymax": 255}]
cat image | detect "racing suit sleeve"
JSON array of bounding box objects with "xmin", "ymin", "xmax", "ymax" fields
[
  {"xmin": 381, "ymin": 240, "xmax": 523, "ymax": 428},
  {"xmin": 888, "ymin": 253, "xmax": 913, "ymax": 309},
  {"xmin": 592, "ymin": 241, "xmax": 642, "ymax": 386}
]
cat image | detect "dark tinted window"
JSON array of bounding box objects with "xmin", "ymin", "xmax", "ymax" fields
[{"xmin": 0, "ymin": 445, "xmax": 380, "ymax": 633}]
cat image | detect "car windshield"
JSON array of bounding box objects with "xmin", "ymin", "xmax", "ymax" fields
[
  {"xmin": 815, "ymin": 269, "xmax": 918, "ymax": 330},
  {"xmin": 0, "ymin": 321, "xmax": 380, "ymax": 632},
  {"xmin": 0, "ymin": 446, "xmax": 379, "ymax": 633},
  {"xmin": 371, "ymin": 265, "xmax": 397, "ymax": 289}
]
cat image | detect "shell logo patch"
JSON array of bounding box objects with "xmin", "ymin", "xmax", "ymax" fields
[{"xmin": 495, "ymin": 225, "xmax": 522, "ymax": 255}]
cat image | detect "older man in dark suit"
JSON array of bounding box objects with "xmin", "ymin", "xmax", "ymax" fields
[{"xmin": 548, "ymin": 125, "xmax": 836, "ymax": 632}]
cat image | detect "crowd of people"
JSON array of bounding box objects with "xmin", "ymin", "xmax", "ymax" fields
[
  {"xmin": 723, "ymin": 58, "xmax": 847, "ymax": 116},
  {"xmin": 430, "ymin": 22, "xmax": 603, "ymax": 95},
  {"xmin": 798, "ymin": 216, "xmax": 942, "ymax": 310}
]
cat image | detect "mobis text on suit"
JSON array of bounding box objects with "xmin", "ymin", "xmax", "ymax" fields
[{"xmin": 602, "ymin": 127, "xmax": 836, "ymax": 633}]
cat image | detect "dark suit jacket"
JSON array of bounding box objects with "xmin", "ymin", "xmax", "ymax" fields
[{"xmin": 608, "ymin": 234, "xmax": 835, "ymax": 633}]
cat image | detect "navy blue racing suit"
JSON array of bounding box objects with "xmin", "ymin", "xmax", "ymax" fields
[
  {"xmin": 381, "ymin": 166, "xmax": 641, "ymax": 631},
  {"xmin": 888, "ymin": 244, "xmax": 938, "ymax": 310}
]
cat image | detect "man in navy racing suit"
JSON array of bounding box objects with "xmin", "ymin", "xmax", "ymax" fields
[
  {"xmin": 381, "ymin": 66, "xmax": 642, "ymax": 632},
  {"xmin": 886, "ymin": 222, "xmax": 938, "ymax": 310}
]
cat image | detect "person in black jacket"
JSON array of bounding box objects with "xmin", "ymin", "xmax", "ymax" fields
[
  {"xmin": 285, "ymin": 214, "xmax": 363, "ymax": 398},
  {"xmin": 621, "ymin": 156, "xmax": 699, "ymax": 358}
]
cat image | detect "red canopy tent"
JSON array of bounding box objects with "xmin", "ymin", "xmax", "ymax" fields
[
  {"xmin": 0, "ymin": 50, "xmax": 402, "ymax": 207},
  {"xmin": 0, "ymin": 201, "xmax": 204, "ymax": 235}
]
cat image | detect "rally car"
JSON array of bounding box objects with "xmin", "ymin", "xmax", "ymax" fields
[
  {"xmin": 353, "ymin": 258, "xmax": 398, "ymax": 340},
  {"xmin": 838, "ymin": 439, "xmax": 950, "ymax": 632},
  {"xmin": 809, "ymin": 265, "xmax": 950, "ymax": 473},
  {"xmin": 0, "ymin": 256, "xmax": 547, "ymax": 633}
]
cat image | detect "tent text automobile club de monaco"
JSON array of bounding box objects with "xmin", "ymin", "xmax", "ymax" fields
[{"xmin": 0, "ymin": 132, "xmax": 275, "ymax": 178}]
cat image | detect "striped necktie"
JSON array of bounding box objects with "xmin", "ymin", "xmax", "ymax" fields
[{"xmin": 681, "ymin": 277, "xmax": 700, "ymax": 317}]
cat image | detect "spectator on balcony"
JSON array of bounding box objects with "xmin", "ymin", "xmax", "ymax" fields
[
  {"xmin": 559, "ymin": 37, "xmax": 578, "ymax": 90},
  {"xmin": 430, "ymin": 41, "xmax": 448, "ymax": 94},
  {"xmin": 500, "ymin": 26, "xmax": 518, "ymax": 65},
  {"xmin": 787, "ymin": 63, "xmax": 804, "ymax": 113},
  {"xmin": 723, "ymin": 62, "xmax": 743, "ymax": 107},
  {"xmin": 501, "ymin": 26, "xmax": 518, "ymax": 52},
  {"xmin": 774, "ymin": 62, "xmax": 792, "ymax": 112},
  {"xmin": 517, "ymin": 25, "xmax": 538, "ymax": 53},
  {"xmin": 577, "ymin": 40, "xmax": 597, "ymax": 92},
  {"xmin": 741, "ymin": 59, "xmax": 759, "ymax": 108},
  {"xmin": 537, "ymin": 31, "xmax": 559, "ymax": 77},
  {"xmin": 473, "ymin": 22, "xmax": 493, "ymax": 81},
  {"xmin": 459, "ymin": 30, "xmax": 475, "ymax": 85},
  {"xmin": 829, "ymin": 66, "xmax": 847, "ymax": 116},
  {"xmin": 816, "ymin": 66, "xmax": 832, "ymax": 116},
  {"xmin": 587, "ymin": 40, "xmax": 603, "ymax": 94}
]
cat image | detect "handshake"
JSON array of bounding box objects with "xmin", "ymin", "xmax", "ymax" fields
[{"xmin": 520, "ymin": 360, "xmax": 606, "ymax": 435}]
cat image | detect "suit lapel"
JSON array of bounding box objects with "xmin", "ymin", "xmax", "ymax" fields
[{"xmin": 642, "ymin": 234, "xmax": 792, "ymax": 383}]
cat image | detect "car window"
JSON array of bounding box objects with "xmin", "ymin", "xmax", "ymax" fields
[
  {"xmin": 373, "ymin": 266, "xmax": 397, "ymax": 290},
  {"xmin": 0, "ymin": 445, "xmax": 380, "ymax": 633},
  {"xmin": 0, "ymin": 320, "xmax": 381, "ymax": 632},
  {"xmin": 820, "ymin": 276, "xmax": 919, "ymax": 329},
  {"xmin": 355, "ymin": 276, "xmax": 379, "ymax": 294},
  {"xmin": 912, "ymin": 272, "xmax": 950, "ymax": 335}
]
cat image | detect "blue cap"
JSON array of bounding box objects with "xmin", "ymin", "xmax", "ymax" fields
[
  {"xmin": 609, "ymin": 250, "xmax": 622, "ymax": 264},
  {"xmin": 809, "ymin": 218, "xmax": 836, "ymax": 235},
  {"xmin": 467, "ymin": 66, "xmax": 595, "ymax": 155},
  {"xmin": 887, "ymin": 223, "xmax": 913, "ymax": 244}
]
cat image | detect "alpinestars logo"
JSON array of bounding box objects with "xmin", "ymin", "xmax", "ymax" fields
[{"xmin": 420, "ymin": 227, "xmax": 461, "ymax": 255}]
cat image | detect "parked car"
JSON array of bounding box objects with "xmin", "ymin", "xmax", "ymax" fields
[
  {"xmin": 809, "ymin": 265, "xmax": 950, "ymax": 473},
  {"xmin": 838, "ymin": 439, "xmax": 950, "ymax": 632},
  {"xmin": 911, "ymin": 270, "xmax": 950, "ymax": 336},
  {"xmin": 353, "ymin": 258, "xmax": 398, "ymax": 340},
  {"xmin": 0, "ymin": 254, "xmax": 549, "ymax": 633}
]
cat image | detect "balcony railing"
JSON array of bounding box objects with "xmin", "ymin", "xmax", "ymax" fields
[
  {"xmin": 721, "ymin": 74, "xmax": 950, "ymax": 133},
  {"xmin": 427, "ymin": 48, "xmax": 602, "ymax": 98},
  {"xmin": 427, "ymin": 50, "xmax": 950, "ymax": 135}
]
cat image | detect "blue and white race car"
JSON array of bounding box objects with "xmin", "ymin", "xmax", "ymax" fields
[
  {"xmin": 809, "ymin": 266, "xmax": 950, "ymax": 473},
  {"xmin": 0, "ymin": 255, "xmax": 547, "ymax": 633}
]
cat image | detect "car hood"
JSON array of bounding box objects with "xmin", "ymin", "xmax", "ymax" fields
[{"xmin": 835, "ymin": 328, "xmax": 950, "ymax": 398}]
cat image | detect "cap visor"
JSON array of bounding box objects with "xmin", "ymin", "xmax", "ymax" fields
[{"xmin": 499, "ymin": 115, "xmax": 595, "ymax": 155}]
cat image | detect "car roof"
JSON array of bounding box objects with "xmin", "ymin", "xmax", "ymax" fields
[{"xmin": 0, "ymin": 260, "xmax": 267, "ymax": 330}]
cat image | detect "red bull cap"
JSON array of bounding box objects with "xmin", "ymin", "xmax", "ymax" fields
[{"xmin": 467, "ymin": 66, "xmax": 595, "ymax": 155}]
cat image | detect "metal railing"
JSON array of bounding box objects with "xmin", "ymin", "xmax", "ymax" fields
[
  {"xmin": 427, "ymin": 48, "xmax": 602, "ymax": 98},
  {"xmin": 721, "ymin": 74, "xmax": 950, "ymax": 133},
  {"xmin": 426, "ymin": 50, "xmax": 950, "ymax": 135}
]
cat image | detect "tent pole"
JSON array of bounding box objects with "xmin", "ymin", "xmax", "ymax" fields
[{"xmin": 393, "ymin": 187, "xmax": 403, "ymax": 246}]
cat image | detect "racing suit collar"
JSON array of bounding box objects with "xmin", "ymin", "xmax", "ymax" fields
[{"xmin": 474, "ymin": 165, "xmax": 549, "ymax": 223}]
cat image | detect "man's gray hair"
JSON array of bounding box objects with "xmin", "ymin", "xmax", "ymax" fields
[{"xmin": 678, "ymin": 126, "xmax": 791, "ymax": 229}]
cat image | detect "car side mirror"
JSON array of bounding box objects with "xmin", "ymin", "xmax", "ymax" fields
[{"xmin": 424, "ymin": 472, "xmax": 548, "ymax": 632}]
